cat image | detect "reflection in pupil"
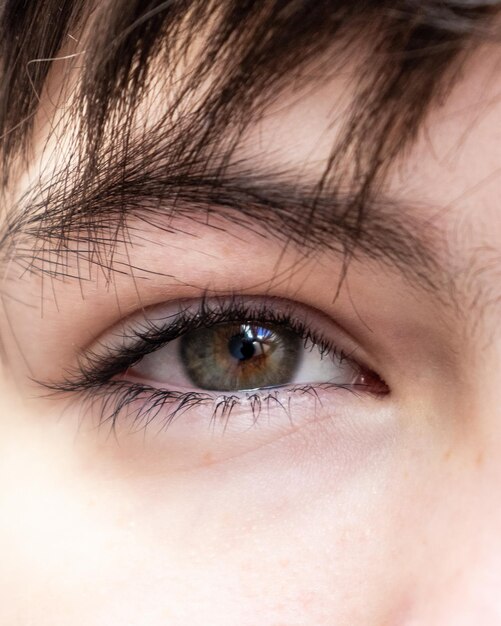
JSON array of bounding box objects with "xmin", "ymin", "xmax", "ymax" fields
[{"xmin": 228, "ymin": 334, "xmax": 258, "ymax": 361}]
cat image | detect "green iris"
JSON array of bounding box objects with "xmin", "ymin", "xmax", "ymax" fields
[{"xmin": 180, "ymin": 322, "xmax": 302, "ymax": 391}]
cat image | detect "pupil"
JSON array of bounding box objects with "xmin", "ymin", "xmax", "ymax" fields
[{"xmin": 228, "ymin": 334, "xmax": 256, "ymax": 361}]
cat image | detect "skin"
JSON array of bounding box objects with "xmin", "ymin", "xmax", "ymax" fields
[{"xmin": 1, "ymin": 34, "xmax": 501, "ymax": 626}]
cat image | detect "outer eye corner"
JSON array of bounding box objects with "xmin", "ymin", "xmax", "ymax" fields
[{"xmin": 357, "ymin": 369, "xmax": 390, "ymax": 397}]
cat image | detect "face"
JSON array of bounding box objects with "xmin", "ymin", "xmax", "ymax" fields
[{"xmin": 1, "ymin": 27, "xmax": 501, "ymax": 626}]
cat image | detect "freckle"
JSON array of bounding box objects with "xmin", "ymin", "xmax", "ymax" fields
[
  {"xmin": 443, "ymin": 448, "xmax": 453, "ymax": 462},
  {"xmin": 202, "ymin": 451, "xmax": 214, "ymax": 465},
  {"xmin": 475, "ymin": 451, "xmax": 484, "ymax": 467}
]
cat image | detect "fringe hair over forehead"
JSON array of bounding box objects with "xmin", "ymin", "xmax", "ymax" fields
[
  {"xmin": 0, "ymin": 1, "xmax": 498, "ymax": 170},
  {"xmin": 0, "ymin": 0, "xmax": 499, "ymax": 286}
]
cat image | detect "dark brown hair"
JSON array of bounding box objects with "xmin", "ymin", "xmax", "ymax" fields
[{"xmin": 0, "ymin": 0, "xmax": 498, "ymax": 280}]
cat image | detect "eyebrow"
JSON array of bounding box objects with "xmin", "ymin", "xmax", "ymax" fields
[{"xmin": 2, "ymin": 156, "xmax": 441, "ymax": 293}]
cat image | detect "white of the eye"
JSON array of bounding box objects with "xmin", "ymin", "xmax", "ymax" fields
[
  {"xmin": 291, "ymin": 345, "xmax": 358, "ymax": 385},
  {"xmin": 130, "ymin": 333, "xmax": 359, "ymax": 389}
]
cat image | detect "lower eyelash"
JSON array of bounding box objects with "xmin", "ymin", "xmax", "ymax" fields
[
  {"xmin": 66, "ymin": 379, "xmax": 368, "ymax": 437},
  {"xmin": 74, "ymin": 381, "xmax": 212, "ymax": 433}
]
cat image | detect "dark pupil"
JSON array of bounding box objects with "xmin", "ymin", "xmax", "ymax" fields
[{"xmin": 228, "ymin": 334, "xmax": 257, "ymax": 361}]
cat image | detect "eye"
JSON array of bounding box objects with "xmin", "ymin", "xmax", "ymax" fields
[
  {"xmin": 129, "ymin": 320, "xmax": 365, "ymax": 391},
  {"xmin": 46, "ymin": 296, "xmax": 388, "ymax": 438}
]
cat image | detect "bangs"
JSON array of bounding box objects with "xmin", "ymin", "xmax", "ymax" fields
[
  {"xmin": 0, "ymin": 0, "xmax": 497, "ymax": 276},
  {"xmin": 0, "ymin": 0, "xmax": 495, "ymax": 169}
]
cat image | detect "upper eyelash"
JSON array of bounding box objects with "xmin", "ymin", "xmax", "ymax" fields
[
  {"xmin": 39, "ymin": 295, "xmax": 384, "ymax": 434},
  {"xmin": 51, "ymin": 295, "xmax": 360, "ymax": 392}
]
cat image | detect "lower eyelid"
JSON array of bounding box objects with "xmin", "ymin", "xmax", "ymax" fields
[
  {"xmin": 67, "ymin": 378, "xmax": 390, "ymax": 471},
  {"xmin": 83, "ymin": 378, "xmax": 369, "ymax": 435}
]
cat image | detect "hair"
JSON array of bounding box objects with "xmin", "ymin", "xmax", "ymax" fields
[{"xmin": 0, "ymin": 0, "xmax": 499, "ymax": 280}]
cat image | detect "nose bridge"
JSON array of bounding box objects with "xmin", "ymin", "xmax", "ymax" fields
[{"xmin": 415, "ymin": 404, "xmax": 501, "ymax": 625}]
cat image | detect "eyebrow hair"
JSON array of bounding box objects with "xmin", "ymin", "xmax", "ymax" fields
[{"xmin": 2, "ymin": 155, "xmax": 441, "ymax": 294}]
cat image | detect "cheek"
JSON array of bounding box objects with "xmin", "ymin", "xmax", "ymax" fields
[
  {"xmin": 2, "ymin": 379, "xmax": 481, "ymax": 626},
  {"xmin": 0, "ymin": 389, "xmax": 402, "ymax": 624}
]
